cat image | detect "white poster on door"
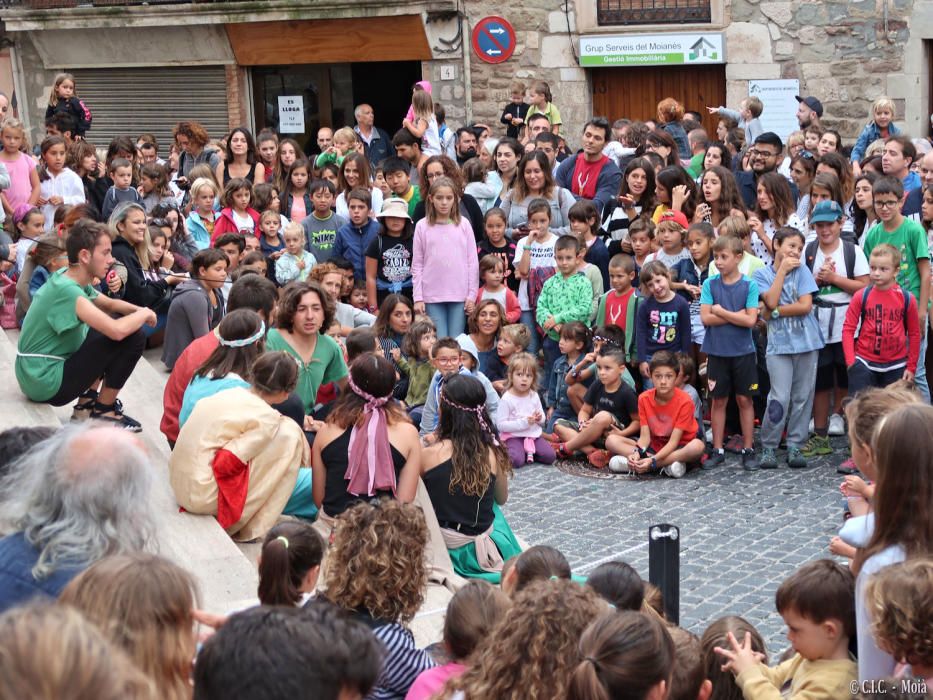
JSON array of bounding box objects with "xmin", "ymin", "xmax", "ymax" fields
[
  {"xmin": 278, "ymin": 95, "xmax": 305, "ymax": 134},
  {"xmin": 748, "ymin": 79, "xmax": 799, "ymax": 142}
]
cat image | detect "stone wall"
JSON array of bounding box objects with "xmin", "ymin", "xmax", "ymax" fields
[
  {"xmin": 727, "ymin": 0, "xmax": 916, "ymax": 139},
  {"xmin": 424, "ymin": 1, "xmax": 590, "ymax": 146}
]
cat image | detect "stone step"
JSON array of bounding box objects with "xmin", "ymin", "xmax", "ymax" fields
[
  {"xmin": 0, "ymin": 328, "xmax": 65, "ymax": 431},
  {"xmin": 4, "ymin": 329, "xmax": 258, "ymax": 612}
]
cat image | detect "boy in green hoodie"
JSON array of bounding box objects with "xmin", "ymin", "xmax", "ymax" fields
[{"xmin": 537, "ymin": 234, "xmax": 594, "ymax": 396}]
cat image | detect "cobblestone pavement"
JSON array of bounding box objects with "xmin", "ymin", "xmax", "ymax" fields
[{"xmin": 506, "ymin": 436, "xmax": 850, "ymax": 655}]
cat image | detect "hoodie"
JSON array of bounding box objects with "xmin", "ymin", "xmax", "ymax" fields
[
  {"xmin": 333, "ymin": 218, "xmax": 381, "ymax": 280},
  {"xmin": 210, "ymin": 206, "xmax": 260, "ymax": 244},
  {"xmin": 110, "ymin": 236, "xmax": 171, "ymax": 310},
  {"xmin": 418, "ymin": 333, "xmax": 500, "ymax": 435},
  {"xmin": 161, "ymin": 279, "xmax": 225, "ymax": 370}
]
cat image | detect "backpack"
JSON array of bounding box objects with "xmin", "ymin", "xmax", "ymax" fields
[
  {"xmin": 804, "ymin": 239, "xmax": 855, "ymax": 280},
  {"xmin": 855, "ymin": 285, "xmax": 911, "ymax": 339}
]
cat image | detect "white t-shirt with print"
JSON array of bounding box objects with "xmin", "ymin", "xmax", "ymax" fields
[
  {"xmin": 513, "ymin": 233, "xmax": 557, "ymax": 310},
  {"xmin": 811, "ymin": 239, "xmax": 869, "ymax": 344}
]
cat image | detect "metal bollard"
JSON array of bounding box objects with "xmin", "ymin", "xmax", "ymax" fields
[{"xmin": 648, "ymin": 523, "xmax": 680, "ymax": 625}]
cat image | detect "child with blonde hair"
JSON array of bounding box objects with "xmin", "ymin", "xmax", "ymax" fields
[
  {"xmin": 403, "ymin": 89, "xmax": 441, "ymax": 157},
  {"xmin": 275, "ymin": 222, "xmax": 316, "ymax": 285},
  {"xmin": 313, "ymin": 126, "xmax": 359, "ymax": 169},
  {"xmin": 865, "ymin": 558, "xmax": 933, "ymax": 684},
  {"xmin": 851, "ymin": 96, "xmax": 900, "ymax": 167},
  {"xmin": 185, "ymin": 176, "xmax": 219, "ymax": 250},
  {"xmin": 59, "ymin": 553, "xmax": 198, "ymax": 700},
  {"xmin": 495, "ymin": 352, "xmax": 556, "ymax": 467}
]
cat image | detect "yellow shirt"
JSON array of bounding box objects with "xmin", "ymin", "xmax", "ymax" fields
[
  {"xmin": 527, "ymin": 102, "xmax": 562, "ymax": 127},
  {"xmin": 735, "ymin": 653, "xmax": 857, "ymax": 700}
]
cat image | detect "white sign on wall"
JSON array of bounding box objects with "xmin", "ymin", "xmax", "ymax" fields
[
  {"xmin": 579, "ymin": 33, "xmax": 725, "ymax": 67},
  {"xmin": 748, "ymin": 79, "xmax": 800, "ymax": 143},
  {"xmin": 278, "ymin": 95, "xmax": 305, "ymax": 134}
]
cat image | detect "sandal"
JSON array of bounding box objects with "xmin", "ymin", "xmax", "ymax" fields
[
  {"xmin": 70, "ymin": 389, "xmax": 98, "ymax": 422},
  {"xmin": 89, "ymin": 401, "xmax": 142, "ymax": 432}
]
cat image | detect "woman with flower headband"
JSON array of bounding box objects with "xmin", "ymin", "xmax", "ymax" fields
[
  {"xmin": 420, "ymin": 373, "xmax": 521, "ymax": 583},
  {"xmin": 311, "ymin": 353, "xmax": 421, "ymax": 530},
  {"xmin": 170, "ymin": 351, "xmax": 311, "ymax": 541}
]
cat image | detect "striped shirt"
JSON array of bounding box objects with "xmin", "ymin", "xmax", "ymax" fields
[{"xmin": 367, "ymin": 622, "xmax": 436, "ymax": 700}]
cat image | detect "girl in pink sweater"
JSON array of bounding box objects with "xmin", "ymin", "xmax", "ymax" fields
[
  {"xmin": 495, "ymin": 353, "xmax": 557, "ymax": 467},
  {"xmin": 412, "ymin": 176, "xmax": 478, "ymax": 337}
]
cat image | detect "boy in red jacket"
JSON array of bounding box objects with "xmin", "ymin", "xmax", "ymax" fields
[{"xmin": 842, "ymin": 243, "xmax": 920, "ymax": 394}]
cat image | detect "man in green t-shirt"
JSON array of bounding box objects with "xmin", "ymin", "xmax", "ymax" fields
[
  {"xmin": 15, "ymin": 220, "xmax": 158, "ymax": 431},
  {"xmin": 862, "ymin": 176, "xmax": 931, "ymax": 400}
]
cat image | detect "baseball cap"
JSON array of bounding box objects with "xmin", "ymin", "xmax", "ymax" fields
[
  {"xmin": 795, "ymin": 95, "xmax": 824, "ymax": 117},
  {"xmin": 658, "ymin": 209, "xmax": 689, "ymax": 228},
  {"xmin": 376, "ymin": 197, "xmax": 412, "ymax": 221},
  {"xmin": 810, "ymin": 200, "xmax": 844, "ymax": 223}
]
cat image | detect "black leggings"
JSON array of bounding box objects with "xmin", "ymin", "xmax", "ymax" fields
[{"xmin": 47, "ymin": 328, "xmax": 146, "ymax": 407}]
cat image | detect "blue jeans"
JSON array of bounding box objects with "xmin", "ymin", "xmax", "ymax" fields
[
  {"xmin": 426, "ymin": 302, "xmax": 465, "ymax": 339},
  {"xmin": 520, "ymin": 309, "xmax": 540, "ymax": 355},
  {"xmin": 914, "ymin": 326, "xmax": 930, "ymax": 402},
  {"xmin": 542, "ymin": 336, "xmax": 561, "ymax": 397}
]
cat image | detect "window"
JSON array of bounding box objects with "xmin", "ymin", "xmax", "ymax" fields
[{"xmin": 597, "ymin": 0, "xmax": 711, "ymax": 25}]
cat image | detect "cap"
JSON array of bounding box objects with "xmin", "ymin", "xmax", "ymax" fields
[
  {"xmin": 810, "ymin": 200, "xmax": 844, "ymax": 223},
  {"xmin": 795, "ymin": 95, "xmax": 824, "ymax": 117},
  {"xmin": 377, "ymin": 197, "xmax": 412, "ymax": 221},
  {"xmin": 658, "ymin": 209, "xmax": 690, "ymax": 228},
  {"xmin": 455, "ymin": 333, "xmax": 478, "ymax": 364}
]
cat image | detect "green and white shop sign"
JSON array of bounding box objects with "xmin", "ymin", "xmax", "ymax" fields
[{"xmin": 579, "ymin": 33, "xmax": 725, "ymax": 67}]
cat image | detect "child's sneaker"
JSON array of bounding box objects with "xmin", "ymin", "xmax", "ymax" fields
[
  {"xmin": 759, "ymin": 447, "xmax": 778, "ymax": 469},
  {"xmin": 801, "ymin": 434, "xmax": 832, "ymax": 457},
  {"xmin": 588, "ymin": 449, "xmax": 610, "ymax": 469},
  {"xmin": 828, "ymin": 413, "xmax": 846, "ymax": 436},
  {"xmin": 526, "ymin": 451, "xmax": 535, "ymax": 464},
  {"xmin": 662, "ymin": 461, "xmax": 686, "ymax": 478},
  {"xmin": 553, "ymin": 443, "xmax": 573, "ymax": 460},
  {"xmin": 741, "ymin": 448, "xmax": 759, "ymax": 471},
  {"xmin": 608, "ymin": 455, "xmax": 631, "ymax": 474},
  {"xmin": 787, "ymin": 447, "xmax": 808, "ymax": 469},
  {"xmin": 836, "ymin": 458, "xmax": 859, "ymax": 475},
  {"xmin": 704, "ymin": 449, "xmax": 725, "ymax": 469}
]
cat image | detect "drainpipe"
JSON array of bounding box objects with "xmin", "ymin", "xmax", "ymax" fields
[{"xmin": 461, "ymin": 12, "xmax": 473, "ymax": 123}]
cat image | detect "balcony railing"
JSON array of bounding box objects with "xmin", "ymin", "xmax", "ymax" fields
[{"xmin": 597, "ymin": 0, "xmax": 711, "ymax": 25}]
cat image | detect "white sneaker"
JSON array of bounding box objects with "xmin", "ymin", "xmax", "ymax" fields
[
  {"xmin": 828, "ymin": 413, "xmax": 845, "ymax": 436},
  {"xmin": 662, "ymin": 461, "xmax": 686, "ymax": 478},
  {"xmin": 704, "ymin": 427, "xmax": 713, "ymax": 443},
  {"xmin": 608, "ymin": 456, "xmax": 630, "ymax": 474}
]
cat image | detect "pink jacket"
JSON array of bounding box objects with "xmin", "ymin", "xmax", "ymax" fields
[{"xmin": 412, "ymin": 218, "xmax": 478, "ymax": 304}]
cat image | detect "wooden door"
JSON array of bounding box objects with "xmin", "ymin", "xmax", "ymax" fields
[{"xmin": 592, "ymin": 65, "xmax": 726, "ymax": 137}]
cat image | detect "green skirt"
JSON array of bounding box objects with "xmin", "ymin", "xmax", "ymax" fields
[{"xmin": 446, "ymin": 503, "xmax": 522, "ymax": 584}]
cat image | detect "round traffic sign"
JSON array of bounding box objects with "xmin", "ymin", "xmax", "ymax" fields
[{"xmin": 471, "ymin": 16, "xmax": 516, "ymax": 65}]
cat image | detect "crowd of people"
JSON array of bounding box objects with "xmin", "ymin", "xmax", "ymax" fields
[{"xmin": 0, "ymin": 73, "xmax": 930, "ymax": 698}]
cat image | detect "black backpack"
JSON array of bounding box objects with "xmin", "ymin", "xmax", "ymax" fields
[
  {"xmin": 855, "ymin": 285, "xmax": 911, "ymax": 338},
  {"xmin": 804, "ymin": 239, "xmax": 856, "ymax": 280}
]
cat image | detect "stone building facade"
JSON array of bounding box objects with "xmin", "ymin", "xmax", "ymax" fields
[{"xmin": 1, "ymin": 0, "xmax": 931, "ymax": 150}]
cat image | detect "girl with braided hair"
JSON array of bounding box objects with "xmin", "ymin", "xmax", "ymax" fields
[
  {"xmin": 420, "ymin": 373, "xmax": 521, "ymax": 583},
  {"xmin": 311, "ymin": 353, "xmax": 421, "ymax": 529}
]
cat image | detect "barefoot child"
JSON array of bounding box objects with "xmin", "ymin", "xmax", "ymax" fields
[
  {"xmin": 606, "ymin": 351, "xmax": 705, "ymax": 478},
  {"xmin": 552, "ymin": 346, "xmax": 640, "ymax": 468},
  {"xmin": 496, "ymin": 352, "xmax": 556, "ymax": 467},
  {"xmin": 701, "ymin": 235, "xmax": 761, "ymax": 471}
]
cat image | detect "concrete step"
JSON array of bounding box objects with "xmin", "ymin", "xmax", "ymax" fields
[
  {"xmin": 4, "ymin": 329, "xmax": 258, "ymax": 613},
  {"xmin": 0, "ymin": 329, "xmax": 65, "ymax": 431}
]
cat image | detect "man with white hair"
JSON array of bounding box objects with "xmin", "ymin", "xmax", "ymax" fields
[
  {"xmin": 0, "ymin": 425, "xmax": 154, "ymax": 612},
  {"xmin": 353, "ymin": 103, "xmax": 392, "ymax": 169}
]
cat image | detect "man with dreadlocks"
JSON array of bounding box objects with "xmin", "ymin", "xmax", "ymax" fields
[{"xmin": 420, "ymin": 373, "xmax": 521, "ymax": 583}]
